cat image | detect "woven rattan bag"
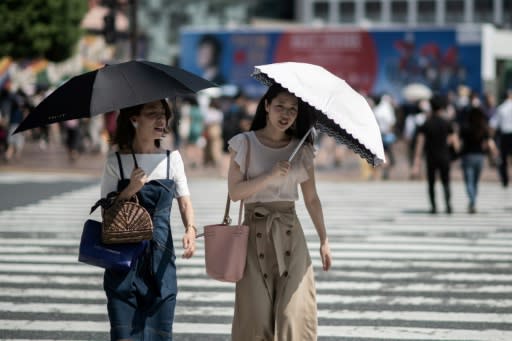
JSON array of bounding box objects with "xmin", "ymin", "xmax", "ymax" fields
[
  {"xmin": 102, "ymin": 193, "xmax": 153, "ymax": 244},
  {"xmin": 90, "ymin": 191, "xmax": 153, "ymax": 244}
]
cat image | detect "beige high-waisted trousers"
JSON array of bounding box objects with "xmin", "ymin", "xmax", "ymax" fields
[{"xmin": 232, "ymin": 201, "xmax": 317, "ymax": 341}]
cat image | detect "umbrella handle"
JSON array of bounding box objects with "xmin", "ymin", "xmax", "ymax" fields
[{"xmin": 288, "ymin": 127, "xmax": 313, "ymax": 162}]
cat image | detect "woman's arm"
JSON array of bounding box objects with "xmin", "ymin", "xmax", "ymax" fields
[
  {"xmin": 486, "ymin": 137, "xmax": 500, "ymax": 161},
  {"xmin": 447, "ymin": 131, "xmax": 460, "ymax": 152},
  {"xmin": 177, "ymin": 195, "xmax": 196, "ymax": 259},
  {"xmin": 227, "ymin": 150, "xmax": 289, "ymax": 201},
  {"xmin": 300, "ymin": 168, "xmax": 332, "ymax": 271},
  {"xmin": 411, "ymin": 132, "xmax": 425, "ymax": 177}
]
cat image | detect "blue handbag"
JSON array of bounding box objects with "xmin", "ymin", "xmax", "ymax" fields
[{"xmin": 78, "ymin": 219, "xmax": 148, "ymax": 271}]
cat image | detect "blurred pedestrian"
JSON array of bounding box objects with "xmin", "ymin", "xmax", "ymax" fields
[
  {"xmin": 203, "ymin": 97, "xmax": 223, "ymax": 167},
  {"xmin": 374, "ymin": 94, "xmax": 397, "ymax": 179},
  {"xmin": 183, "ymin": 96, "xmax": 204, "ymax": 169},
  {"xmin": 88, "ymin": 115, "xmax": 106, "ymax": 154},
  {"xmin": 459, "ymin": 107, "xmax": 499, "ymax": 213},
  {"xmin": 100, "ymin": 99, "xmax": 196, "ymax": 340},
  {"xmin": 490, "ymin": 88, "xmax": 512, "ymax": 188},
  {"xmin": 227, "ymin": 84, "xmax": 332, "ymax": 340},
  {"xmin": 63, "ymin": 119, "xmax": 81, "ymax": 162},
  {"xmin": 403, "ymin": 99, "xmax": 428, "ymax": 174},
  {"xmin": 222, "ymin": 90, "xmax": 246, "ymax": 153},
  {"xmin": 413, "ymin": 95, "xmax": 459, "ymax": 214},
  {"xmin": 4, "ymin": 90, "xmax": 28, "ymax": 162}
]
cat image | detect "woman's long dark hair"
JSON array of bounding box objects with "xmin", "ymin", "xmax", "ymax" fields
[
  {"xmin": 466, "ymin": 107, "xmax": 488, "ymax": 143},
  {"xmin": 112, "ymin": 99, "xmax": 172, "ymax": 150},
  {"xmin": 250, "ymin": 84, "xmax": 315, "ymax": 144}
]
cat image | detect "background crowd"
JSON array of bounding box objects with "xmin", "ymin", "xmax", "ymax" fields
[{"xmin": 0, "ymin": 82, "xmax": 511, "ymax": 192}]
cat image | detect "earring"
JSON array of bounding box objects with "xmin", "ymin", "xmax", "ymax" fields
[{"xmin": 131, "ymin": 121, "xmax": 138, "ymax": 129}]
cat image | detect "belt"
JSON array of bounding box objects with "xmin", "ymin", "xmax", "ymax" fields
[{"xmin": 251, "ymin": 205, "xmax": 295, "ymax": 277}]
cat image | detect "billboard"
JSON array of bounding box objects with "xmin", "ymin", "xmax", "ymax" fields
[{"xmin": 180, "ymin": 27, "xmax": 482, "ymax": 101}]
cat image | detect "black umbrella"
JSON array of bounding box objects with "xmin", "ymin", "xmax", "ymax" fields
[{"xmin": 14, "ymin": 60, "xmax": 217, "ymax": 134}]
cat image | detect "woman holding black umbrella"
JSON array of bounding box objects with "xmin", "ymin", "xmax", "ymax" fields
[
  {"xmin": 227, "ymin": 84, "xmax": 332, "ymax": 340},
  {"xmin": 100, "ymin": 99, "xmax": 197, "ymax": 340}
]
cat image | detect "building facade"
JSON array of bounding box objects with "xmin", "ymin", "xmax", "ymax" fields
[{"xmin": 298, "ymin": 0, "xmax": 512, "ymax": 27}]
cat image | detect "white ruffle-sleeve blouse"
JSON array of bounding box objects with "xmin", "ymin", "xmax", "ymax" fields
[
  {"xmin": 100, "ymin": 150, "xmax": 190, "ymax": 199},
  {"xmin": 228, "ymin": 131, "xmax": 315, "ymax": 203}
]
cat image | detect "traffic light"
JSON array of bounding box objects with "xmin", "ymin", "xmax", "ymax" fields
[{"xmin": 103, "ymin": 11, "xmax": 116, "ymax": 44}]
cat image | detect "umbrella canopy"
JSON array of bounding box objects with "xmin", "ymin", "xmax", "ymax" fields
[
  {"xmin": 14, "ymin": 60, "xmax": 217, "ymax": 134},
  {"xmin": 402, "ymin": 83, "xmax": 432, "ymax": 102},
  {"xmin": 252, "ymin": 62, "xmax": 385, "ymax": 166}
]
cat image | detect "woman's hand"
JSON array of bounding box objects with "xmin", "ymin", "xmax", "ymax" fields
[
  {"xmin": 128, "ymin": 167, "xmax": 147, "ymax": 193},
  {"xmin": 182, "ymin": 227, "xmax": 196, "ymax": 259},
  {"xmin": 117, "ymin": 167, "xmax": 147, "ymax": 200},
  {"xmin": 411, "ymin": 162, "xmax": 421, "ymax": 179},
  {"xmin": 270, "ymin": 160, "xmax": 290, "ymax": 178},
  {"xmin": 320, "ymin": 238, "xmax": 332, "ymax": 271}
]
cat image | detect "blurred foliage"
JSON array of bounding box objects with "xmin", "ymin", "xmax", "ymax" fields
[{"xmin": 0, "ymin": 0, "xmax": 88, "ymax": 62}]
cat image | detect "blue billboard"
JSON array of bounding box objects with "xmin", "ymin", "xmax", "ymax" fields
[{"xmin": 180, "ymin": 27, "xmax": 482, "ymax": 101}]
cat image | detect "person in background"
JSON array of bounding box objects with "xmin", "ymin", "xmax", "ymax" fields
[
  {"xmin": 374, "ymin": 94, "xmax": 397, "ymax": 179},
  {"xmin": 5, "ymin": 89, "xmax": 28, "ymax": 162},
  {"xmin": 227, "ymin": 83, "xmax": 332, "ymax": 340},
  {"xmin": 183, "ymin": 96, "xmax": 204, "ymax": 169},
  {"xmin": 413, "ymin": 94, "xmax": 460, "ymax": 214},
  {"xmin": 222, "ymin": 90, "xmax": 246, "ymax": 153},
  {"xmin": 100, "ymin": 99, "xmax": 196, "ymax": 340},
  {"xmin": 403, "ymin": 99, "xmax": 429, "ymax": 176},
  {"xmin": 202, "ymin": 97, "xmax": 223, "ymax": 168},
  {"xmin": 490, "ymin": 88, "xmax": 512, "ymax": 188},
  {"xmin": 458, "ymin": 107, "xmax": 499, "ymax": 213}
]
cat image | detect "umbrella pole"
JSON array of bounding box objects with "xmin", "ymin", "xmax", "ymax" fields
[{"xmin": 288, "ymin": 127, "xmax": 313, "ymax": 162}]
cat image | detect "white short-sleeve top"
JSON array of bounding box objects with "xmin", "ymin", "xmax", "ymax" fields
[
  {"xmin": 100, "ymin": 150, "xmax": 190, "ymax": 199},
  {"xmin": 228, "ymin": 131, "xmax": 315, "ymax": 203}
]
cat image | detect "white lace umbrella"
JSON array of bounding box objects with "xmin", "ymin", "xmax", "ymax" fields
[{"xmin": 252, "ymin": 62, "xmax": 385, "ymax": 166}]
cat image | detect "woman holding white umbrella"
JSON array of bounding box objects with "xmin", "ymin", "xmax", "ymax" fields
[{"xmin": 227, "ymin": 83, "xmax": 332, "ymax": 340}]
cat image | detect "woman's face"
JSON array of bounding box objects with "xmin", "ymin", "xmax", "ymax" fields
[
  {"xmin": 132, "ymin": 101, "xmax": 168, "ymax": 140},
  {"xmin": 265, "ymin": 92, "xmax": 298, "ymax": 132}
]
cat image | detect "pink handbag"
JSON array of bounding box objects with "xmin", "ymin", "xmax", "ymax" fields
[
  {"xmin": 201, "ymin": 198, "xmax": 249, "ymax": 282},
  {"xmin": 198, "ymin": 134, "xmax": 251, "ymax": 282}
]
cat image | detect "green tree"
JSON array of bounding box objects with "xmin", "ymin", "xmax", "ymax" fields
[{"xmin": 0, "ymin": 0, "xmax": 88, "ymax": 62}]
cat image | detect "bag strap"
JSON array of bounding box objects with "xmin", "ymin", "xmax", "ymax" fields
[
  {"xmin": 131, "ymin": 148, "xmax": 139, "ymax": 168},
  {"xmin": 166, "ymin": 150, "xmax": 170, "ymax": 179},
  {"xmin": 115, "ymin": 152, "xmax": 125, "ymax": 180},
  {"xmin": 222, "ymin": 133, "xmax": 250, "ymax": 227}
]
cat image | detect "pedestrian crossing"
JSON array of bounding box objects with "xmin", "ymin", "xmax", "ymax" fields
[{"xmin": 0, "ymin": 177, "xmax": 511, "ymax": 340}]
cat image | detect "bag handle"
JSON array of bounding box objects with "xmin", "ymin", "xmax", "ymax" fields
[{"xmin": 226, "ymin": 133, "xmax": 250, "ymax": 227}]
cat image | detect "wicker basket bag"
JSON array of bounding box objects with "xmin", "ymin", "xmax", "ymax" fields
[{"xmin": 101, "ymin": 194, "xmax": 153, "ymax": 244}]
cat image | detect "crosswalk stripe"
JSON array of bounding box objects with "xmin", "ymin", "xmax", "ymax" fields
[
  {"xmin": 1, "ymin": 320, "xmax": 512, "ymax": 340},
  {"xmin": 3, "ymin": 275, "xmax": 512, "ymax": 295},
  {"xmin": 1, "ymin": 287, "xmax": 512, "ymax": 308},
  {"xmin": 2, "ymin": 238, "xmax": 512, "ymax": 253},
  {"xmin": 2, "ymin": 302, "xmax": 511, "ymax": 324}
]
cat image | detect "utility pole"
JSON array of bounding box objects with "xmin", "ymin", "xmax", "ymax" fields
[{"xmin": 130, "ymin": 0, "xmax": 138, "ymax": 59}]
